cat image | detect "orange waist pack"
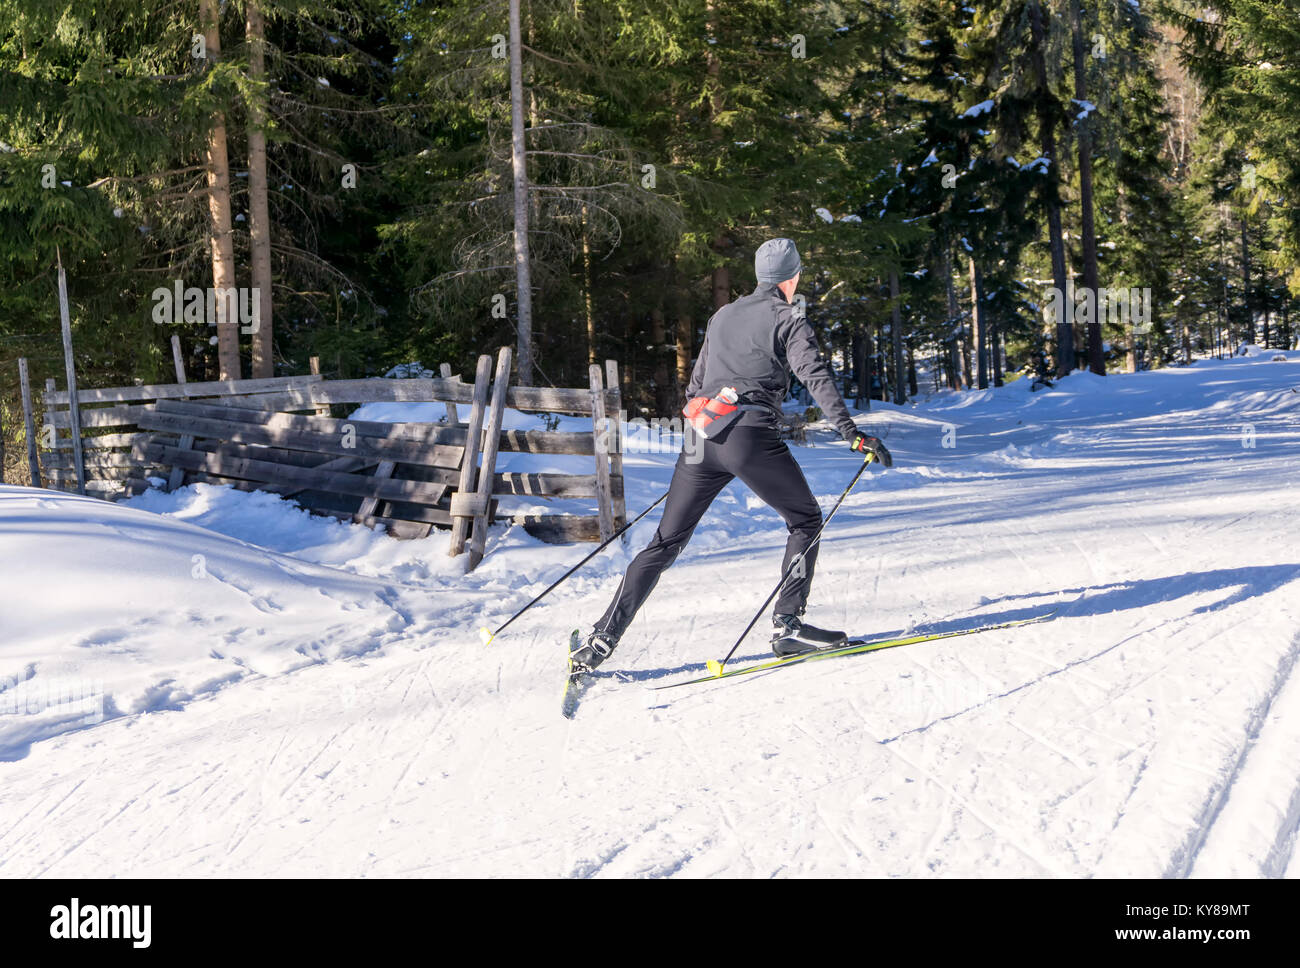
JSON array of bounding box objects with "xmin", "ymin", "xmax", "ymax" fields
[{"xmin": 683, "ymin": 386, "xmax": 742, "ymax": 438}]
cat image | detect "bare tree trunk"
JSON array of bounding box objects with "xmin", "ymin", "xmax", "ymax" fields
[
  {"xmin": 942, "ymin": 246, "xmax": 964, "ymax": 388},
  {"xmin": 582, "ymin": 204, "xmax": 596, "ymax": 365},
  {"xmin": 1240, "ymin": 215, "xmax": 1252, "ymax": 347},
  {"xmin": 200, "ymin": 0, "xmax": 240, "ymax": 380},
  {"xmin": 968, "ymin": 257, "xmax": 988, "ymax": 389},
  {"xmin": 650, "ymin": 307, "xmax": 670, "ymax": 416},
  {"xmin": 990, "ymin": 309, "xmax": 1003, "ymax": 387},
  {"xmin": 889, "ymin": 270, "xmax": 906, "ymax": 404},
  {"xmin": 246, "ymin": 1, "xmax": 274, "ymax": 378},
  {"xmin": 1030, "ymin": 1, "xmax": 1073, "ymax": 378},
  {"xmin": 508, "ymin": 0, "xmax": 534, "ymax": 384},
  {"xmin": 712, "ymin": 266, "xmax": 730, "ymax": 311},
  {"xmin": 675, "ymin": 320, "xmax": 692, "ymax": 406},
  {"xmin": 1069, "ymin": 0, "xmax": 1105, "ymax": 375}
]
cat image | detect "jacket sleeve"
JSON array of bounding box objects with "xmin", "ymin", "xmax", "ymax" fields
[
  {"xmin": 780, "ymin": 312, "xmax": 858, "ymax": 440},
  {"xmin": 685, "ymin": 330, "xmax": 709, "ymax": 400}
]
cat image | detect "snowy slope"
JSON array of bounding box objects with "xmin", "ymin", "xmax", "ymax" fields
[{"xmin": 1, "ymin": 353, "xmax": 1298, "ymax": 877}]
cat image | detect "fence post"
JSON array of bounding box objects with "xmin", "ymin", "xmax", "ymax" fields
[
  {"xmin": 308, "ymin": 356, "xmax": 330, "ymax": 416},
  {"xmin": 449, "ymin": 353, "xmax": 493, "ymax": 557},
  {"xmin": 18, "ymin": 358, "xmax": 41, "ymax": 487},
  {"xmin": 589, "ymin": 363, "xmax": 615, "ymax": 543},
  {"xmin": 56, "ymin": 256, "xmax": 86, "ymax": 495},
  {"xmin": 604, "ymin": 359, "xmax": 626, "ymax": 528},
  {"xmin": 439, "ymin": 363, "xmax": 460, "ymax": 425},
  {"xmin": 468, "ymin": 347, "xmax": 513, "ymax": 569},
  {"xmin": 167, "ymin": 334, "xmax": 192, "ymax": 492}
]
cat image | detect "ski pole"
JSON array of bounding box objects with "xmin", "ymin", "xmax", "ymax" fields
[
  {"xmin": 706, "ymin": 450, "xmax": 877, "ymax": 677},
  {"xmin": 478, "ymin": 490, "xmax": 670, "ymax": 645}
]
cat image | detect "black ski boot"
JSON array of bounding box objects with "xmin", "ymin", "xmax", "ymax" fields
[
  {"xmin": 569, "ymin": 630, "xmax": 619, "ymax": 673},
  {"xmin": 771, "ymin": 613, "xmax": 848, "ymax": 657}
]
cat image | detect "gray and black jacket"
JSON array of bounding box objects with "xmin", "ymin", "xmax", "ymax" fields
[{"xmin": 686, "ymin": 283, "xmax": 858, "ymax": 440}]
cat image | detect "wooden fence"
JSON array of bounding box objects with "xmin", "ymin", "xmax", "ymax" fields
[{"xmin": 24, "ymin": 348, "xmax": 628, "ymax": 569}]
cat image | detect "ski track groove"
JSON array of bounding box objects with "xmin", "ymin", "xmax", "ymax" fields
[
  {"xmin": 668, "ymin": 722, "xmax": 759, "ymax": 877},
  {"xmin": 1169, "ymin": 631, "xmax": 1300, "ymax": 878},
  {"xmin": 853, "ymin": 703, "xmax": 1067, "ymax": 876},
  {"xmin": 36, "ymin": 779, "xmax": 163, "ymax": 877}
]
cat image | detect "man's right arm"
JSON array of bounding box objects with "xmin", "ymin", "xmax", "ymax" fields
[
  {"xmin": 780, "ymin": 312, "xmax": 858, "ymax": 440},
  {"xmin": 686, "ymin": 322, "xmax": 711, "ymax": 399}
]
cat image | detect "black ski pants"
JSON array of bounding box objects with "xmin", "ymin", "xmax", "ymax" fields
[{"xmin": 594, "ymin": 421, "xmax": 823, "ymax": 640}]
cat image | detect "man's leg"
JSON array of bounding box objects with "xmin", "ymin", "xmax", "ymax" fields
[
  {"xmin": 593, "ymin": 447, "xmax": 733, "ymax": 640},
  {"xmin": 725, "ymin": 427, "xmax": 823, "ymax": 616}
]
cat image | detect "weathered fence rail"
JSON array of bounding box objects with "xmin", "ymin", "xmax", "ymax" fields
[{"xmin": 22, "ymin": 349, "xmax": 627, "ymax": 569}]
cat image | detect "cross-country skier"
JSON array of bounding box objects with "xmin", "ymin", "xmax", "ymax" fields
[{"xmin": 571, "ymin": 238, "xmax": 892, "ymax": 674}]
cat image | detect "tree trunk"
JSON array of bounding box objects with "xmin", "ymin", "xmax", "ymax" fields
[
  {"xmin": 200, "ymin": 0, "xmax": 240, "ymax": 380},
  {"xmin": 712, "ymin": 266, "xmax": 730, "ymax": 311},
  {"xmin": 675, "ymin": 317, "xmax": 692, "ymax": 407},
  {"xmin": 1030, "ymin": 1, "xmax": 1073, "ymax": 378},
  {"xmin": 1240, "ymin": 215, "xmax": 1252, "ymax": 348},
  {"xmin": 890, "ymin": 270, "xmax": 905, "ymax": 404},
  {"xmin": 650, "ymin": 307, "xmax": 670, "ymax": 416},
  {"xmin": 246, "ymin": 1, "xmax": 274, "ymax": 378},
  {"xmin": 942, "ymin": 246, "xmax": 964, "ymax": 388},
  {"xmin": 1069, "ymin": 0, "xmax": 1105, "ymax": 375},
  {"xmin": 508, "ymin": 0, "xmax": 534, "ymax": 384},
  {"xmin": 582, "ymin": 204, "xmax": 596, "ymax": 365},
  {"xmin": 990, "ymin": 308, "xmax": 1003, "ymax": 387},
  {"xmin": 968, "ymin": 257, "xmax": 988, "ymax": 389},
  {"xmin": 853, "ymin": 328, "xmax": 870, "ymax": 409}
]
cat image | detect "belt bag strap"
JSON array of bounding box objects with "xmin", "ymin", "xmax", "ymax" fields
[{"xmin": 684, "ymin": 392, "xmax": 743, "ymax": 438}]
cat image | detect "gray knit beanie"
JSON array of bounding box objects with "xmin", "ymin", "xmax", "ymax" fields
[{"xmin": 754, "ymin": 238, "xmax": 803, "ymax": 284}]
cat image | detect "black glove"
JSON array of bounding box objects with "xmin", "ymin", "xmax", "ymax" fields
[{"xmin": 849, "ymin": 431, "xmax": 892, "ymax": 467}]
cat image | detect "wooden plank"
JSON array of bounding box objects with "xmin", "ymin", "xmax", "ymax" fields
[
  {"xmin": 468, "ymin": 347, "xmax": 513, "ymax": 569},
  {"xmin": 497, "ymin": 427, "xmax": 594, "ymax": 455},
  {"xmin": 147, "ymin": 444, "xmax": 450, "ymax": 506},
  {"xmin": 192, "ymin": 440, "xmax": 378, "ymax": 476},
  {"xmin": 353, "ymin": 460, "xmax": 396, "ymax": 524},
  {"xmin": 505, "ymin": 385, "xmax": 618, "ymax": 414},
  {"xmin": 448, "ymin": 354, "xmax": 493, "ymax": 557},
  {"xmin": 449, "ymin": 491, "xmax": 490, "ymax": 517},
  {"xmin": 208, "ymin": 378, "xmax": 477, "ymax": 410},
  {"xmin": 47, "ymin": 465, "xmax": 139, "ymax": 482},
  {"xmin": 18, "ymin": 358, "xmax": 41, "ymax": 487},
  {"xmin": 170, "ymin": 334, "xmax": 187, "ymax": 384},
  {"xmin": 589, "ymin": 363, "xmax": 615, "ymax": 543},
  {"xmin": 185, "ymin": 456, "xmax": 377, "ymax": 499},
  {"xmin": 439, "ymin": 363, "xmax": 460, "ymax": 424},
  {"xmin": 152, "ymin": 398, "xmax": 470, "ymax": 453},
  {"xmin": 371, "ymin": 501, "xmax": 456, "ymax": 528},
  {"xmin": 490, "ymin": 472, "xmax": 623, "ymax": 500},
  {"xmin": 56, "ymin": 259, "xmax": 86, "ymax": 495},
  {"xmin": 605, "ymin": 359, "xmax": 626, "ymax": 527},
  {"xmin": 308, "ymin": 357, "xmax": 331, "ymax": 416},
  {"xmin": 57, "ymin": 431, "xmax": 176, "ymax": 451},
  {"xmin": 514, "ymin": 514, "xmax": 603, "ymax": 543},
  {"xmin": 44, "ymin": 378, "xmax": 57, "ymax": 450},
  {"xmin": 135, "ymin": 407, "xmax": 464, "ymax": 477},
  {"xmin": 44, "ymin": 452, "xmax": 139, "ymax": 469},
  {"xmin": 43, "ymin": 373, "xmax": 323, "ymax": 406},
  {"xmin": 167, "ymin": 340, "xmax": 192, "ymax": 493}
]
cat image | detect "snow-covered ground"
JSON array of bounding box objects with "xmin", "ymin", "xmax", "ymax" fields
[{"xmin": 2, "ymin": 352, "xmax": 1298, "ymax": 877}]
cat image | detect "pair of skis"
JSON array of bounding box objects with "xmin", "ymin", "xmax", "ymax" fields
[{"xmin": 562, "ymin": 611, "xmax": 1056, "ymax": 719}]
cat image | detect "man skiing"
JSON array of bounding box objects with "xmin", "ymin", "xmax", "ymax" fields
[{"xmin": 571, "ymin": 238, "xmax": 892, "ymax": 674}]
